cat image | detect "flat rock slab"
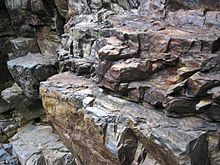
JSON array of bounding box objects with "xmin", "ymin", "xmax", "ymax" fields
[
  {"xmin": 40, "ymin": 72, "xmax": 219, "ymax": 165},
  {"xmin": 7, "ymin": 53, "xmax": 57, "ymax": 99},
  {"xmin": 11, "ymin": 123, "xmax": 76, "ymax": 165}
]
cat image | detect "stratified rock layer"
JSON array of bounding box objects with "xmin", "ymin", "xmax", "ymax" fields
[{"xmin": 40, "ymin": 72, "xmax": 220, "ymax": 165}]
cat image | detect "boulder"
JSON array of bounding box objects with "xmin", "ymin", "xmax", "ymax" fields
[
  {"xmin": 7, "ymin": 53, "xmax": 58, "ymax": 99},
  {"xmin": 11, "ymin": 123, "xmax": 76, "ymax": 165},
  {"xmin": 104, "ymin": 58, "xmax": 152, "ymax": 83},
  {"xmin": 1, "ymin": 83, "xmax": 45, "ymax": 126},
  {"xmin": 9, "ymin": 37, "xmax": 40, "ymax": 60}
]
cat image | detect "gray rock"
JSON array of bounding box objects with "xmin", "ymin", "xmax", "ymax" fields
[
  {"xmin": 11, "ymin": 123, "xmax": 76, "ymax": 165},
  {"xmin": 0, "ymin": 143, "xmax": 20, "ymax": 165},
  {"xmin": 0, "ymin": 118, "xmax": 18, "ymax": 143},
  {"xmin": 9, "ymin": 38, "xmax": 40, "ymax": 60},
  {"xmin": 7, "ymin": 53, "xmax": 58, "ymax": 99},
  {"xmin": 1, "ymin": 83, "xmax": 45, "ymax": 126}
]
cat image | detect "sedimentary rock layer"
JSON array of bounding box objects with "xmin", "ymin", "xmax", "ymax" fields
[{"xmin": 40, "ymin": 72, "xmax": 220, "ymax": 165}]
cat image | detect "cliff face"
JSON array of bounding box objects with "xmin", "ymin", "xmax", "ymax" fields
[{"xmin": 0, "ymin": 0, "xmax": 220, "ymax": 165}]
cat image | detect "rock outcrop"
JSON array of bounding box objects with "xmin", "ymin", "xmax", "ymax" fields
[
  {"xmin": 0, "ymin": 0, "xmax": 220, "ymax": 165},
  {"xmin": 40, "ymin": 72, "xmax": 220, "ymax": 165}
]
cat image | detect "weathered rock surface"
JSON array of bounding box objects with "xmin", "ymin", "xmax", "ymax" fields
[
  {"xmin": 1, "ymin": 0, "xmax": 220, "ymax": 164},
  {"xmin": 11, "ymin": 123, "xmax": 76, "ymax": 165},
  {"xmin": 40, "ymin": 72, "xmax": 220, "ymax": 165},
  {"xmin": 9, "ymin": 37, "xmax": 40, "ymax": 60},
  {"xmin": 53, "ymin": 0, "xmax": 220, "ymax": 122},
  {"xmin": 7, "ymin": 53, "xmax": 58, "ymax": 99},
  {"xmin": 1, "ymin": 83, "xmax": 45, "ymax": 126},
  {"xmin": 0, "ymin": 143, "xmax": 20, "ymax": 165}
]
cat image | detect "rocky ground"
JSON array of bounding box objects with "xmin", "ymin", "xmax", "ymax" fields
[{"xmin": 0, "ymin": 0, "xmax": 220, "ymax": 165}]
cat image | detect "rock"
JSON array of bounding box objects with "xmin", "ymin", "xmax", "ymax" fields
[
  {"xmin": 5, "ymin": 0, "xmax": 64, "ymax": 37},
  {"xmin": 9, "ymin": 37, "xmax": 40, "ymax": 60},
  {"xmin": 168, "ymin": 10, "xmax": 205, "ymax": 28},
  {"xmin": 204, "ymin": 103, "xmax": 220, "ymax": 122},
  {"xmin": 164, "ymin": 96, "xmax": 198, "ymax": 115},
  {"xmin": 208, "ymin": 86, "xmax": 220, "ymax": 103},
  {"xmin": 40, "ymin": 72, "xmax": 219, "ymax": 165},
  {"xmin": 0, "ymin": 143, "xmax": 20, "ymax": 165},
  {"xmin": 0, "ymin": 118, "xmax": 18, "ymax": 143},
  {"xmin": 0, "ymin": 1, "xmax": 15, "ymax": 86},
  {"xmin": 205, "ymin": 11, "xmax": 220, "ymax": 29},
  {"xmin": 144, "ymin": 88, "xmax": 166, "ymax": 107},
  {"xmin": 166, "ymin": 0, "xmax": 220, "ymax": 11},
  {"xmin": 104, "ymin": 58, "xmax": 152, "ymax": 83},
  {"xmin": 7, "ymin": 53, "xmax": 58, "ymax": 99},
  {"xmin": 1, "ymin": 83, "xmax": 45, "ymax": 126},
  {"xmin": 196, "ymin": 99, "xmax": 213, "ymax": 111},
  {"xmin": 37, "ymin": 27, "xmax": 61, "ymax": 56},
  {"xmin": 11, "ymin": 123, "xmax": 76, "ymax": 165},
  {"xmin": 54, "ymin": 0, "xmax": 68, "ymax": 18},
  {"xmin": 0, "ymin": 98, "xmax": 10, "ymax": 114},
  {"xmin": 176, "ymin": 67, "xmax": 199, "ymax": 81},
  {"xmin": 187, "ymin": 72, "xmax": 220, "ymax": 97},
  {"xmin": 98, "ymin": 37, "xmax": 139, "ymax": 60}
]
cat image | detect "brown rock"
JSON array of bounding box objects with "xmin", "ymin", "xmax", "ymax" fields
[
  {"xmin": 40, "ymin": 72, "xmax": 218, "ymax": 165},
  {"xmin": 104, "ymin": 58, "xmax": 152, "ymax": 83}
]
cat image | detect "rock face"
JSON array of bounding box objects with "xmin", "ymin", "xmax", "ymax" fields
[
  {"xmin": 0, "ymin": 0, "xmax": 220, "ymax": 164},
  {"xmin": 40, "ymin": 72, "xmax": 220, "ymax": 165},
  {"xmin": 11, "ymin": 123, "xmax": 76, "ymax": 165},
  {"xmin": 54, "ymin": 0, "xmax": 220, "ymax": 122}
]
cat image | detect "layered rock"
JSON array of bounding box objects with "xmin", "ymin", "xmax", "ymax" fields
[
  {"xmin": 0, "ymin": 0, "xmax": 220, "ymax": 164},
  {"xmin": 40, "ymin": 72, "xmax": 220, "ymax": 165}
]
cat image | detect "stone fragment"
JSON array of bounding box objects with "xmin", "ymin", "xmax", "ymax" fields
[
  {"xmin": 166, "ymin": 80, "xmax": 187, "ymax": 96},
  {"xmin": 9, "ymin": 37, "xmax": 40, "ymax": 60},
  {"xmin": 168, "ymin": 10, "xmax": 205, "ymax": 28},
  {"xmin": 205, "ymin": 11, "xmax": 220, "ymax": 29},
  {"xmin": 164, "ymin": 97, "xmax": 198, "ymax": 114},
  {"xmin": 176, "ymin": 67, "xmax": 199, "ymax": 81},
  {"xmin": 0, "ymin": 143, "xmax": 19, "ymax": 165},
  {"xmin": 95, "ymin": 60, "xmax": 112, "ymax": 77},
  {"xmin": 54, "ymin": 0, "xmax": 68, "ymax": 18},
  {"xmin": 104, "ymin": 58, "xmax": 152, "ymax": 83},
  {"xmin": 196, "ymin": 99, "xmax": 213, "ymax": 111},
  {"xmin": 204, "ymin": 103, "xmax": 220, "ymax": 122},
  {"xmin": 0, "ymin": 119, "xmax": 18, "ymax": 143},
  {"xmin": 98, "ymin": 37, "xmax": 139, "ymax": 60},
  {"xmin": 167, "ymin": 0, "xmax": 220, "ymax": 11},
  {"xmin": 1, "ymin": 83, "xmax": 45, "ymax": 126},
  {"xmin": 144, "ymin": 88, "xmax": 166, "ymax": 107},
  {"xmin": 208, "ymin": 86, "xmax": 220, "ymax": 103},
  {"xmin": 187, "ymin": 72, "xmax": 220, "ymax": 97},
  {"xmin": 37, "ymin": 27, "xmax": 61, "ymax": 56},
  {"xmin": 11, "ymin": 124, "xmax": 76, "ymax": 165},
  {"xmin": 7, "ymin": 53, "xmax": 58, "ymax": 99}
]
